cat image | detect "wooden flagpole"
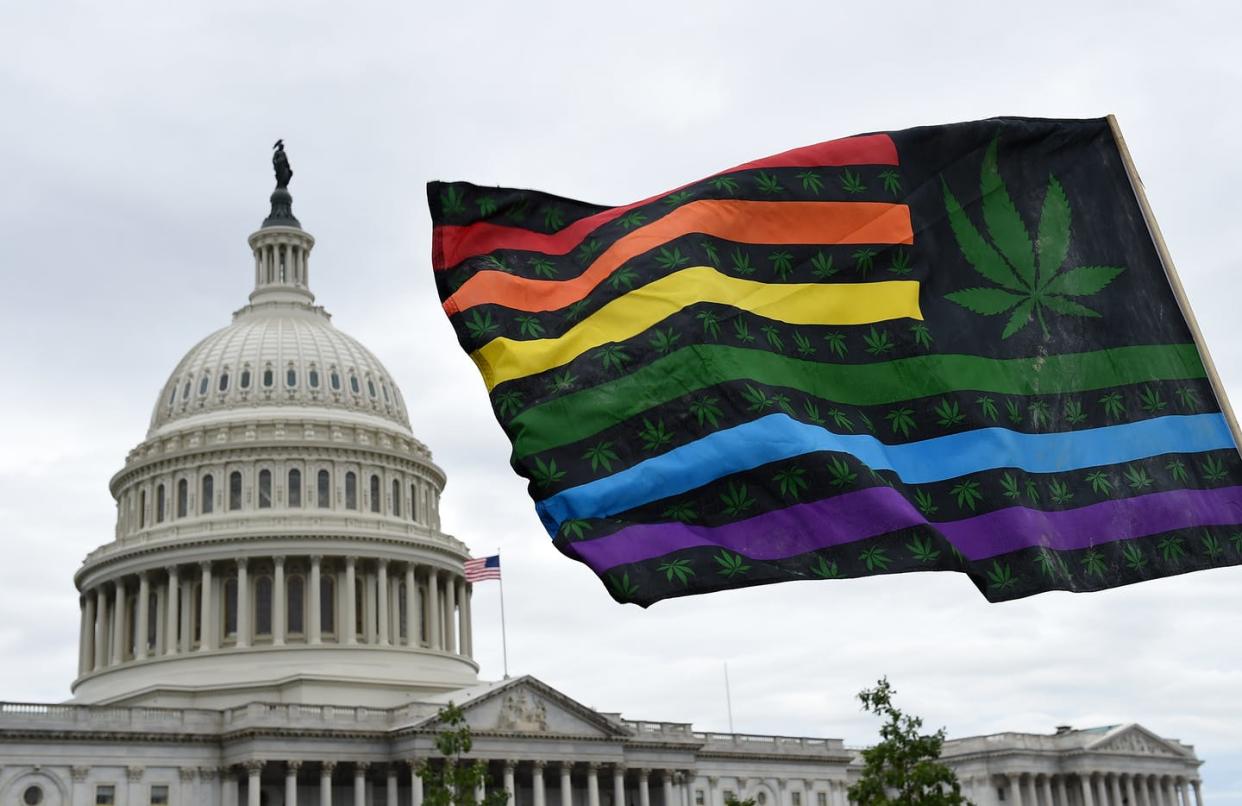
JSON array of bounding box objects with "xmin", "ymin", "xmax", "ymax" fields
[{"xmin": 1107, "ymin": 114, "xmax": 1242, "ymax": 456}]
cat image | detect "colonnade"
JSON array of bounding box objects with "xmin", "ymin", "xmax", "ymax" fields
[
  {"xmin": 183, "ymin": 761, "xmax": 853, "ymax": 806},
  {"xmin": 960, "ymin": 771, "xmax": 1204, "ymax": 806},
  {"xmin": 76, "ymin": 555, "xmax": 473, "ymax": 676}
]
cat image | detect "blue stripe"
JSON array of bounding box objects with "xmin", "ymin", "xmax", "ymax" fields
[{"xmin": 536, "ymin": 413, "xmax": 1235, "ymax": 533}]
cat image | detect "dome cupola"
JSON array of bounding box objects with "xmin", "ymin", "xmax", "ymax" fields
[{"xmin": 72, "ymin": 145, "xmax": 479, "ymax": 709}]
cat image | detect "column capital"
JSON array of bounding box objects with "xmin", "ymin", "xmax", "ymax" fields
[
  {"xmin": 638, "ymin": 768, "xmax": 650, "ymax": 779},
  {"xmin": 346, "ymin": 556, "xmax": 357, "ymax": 568},
  {"xmin": 71, "ymin": 767, "xmax": 90, "ymax": 783},
  {"xmin": 311, "ymin": 554, "xmax": 323, "ymax": 563},
  {"xmin": 138, "ymin": 569, "xmax": 150, "ymax": 581},
  {"xmin": 532, "ymin": 760, "xmax": 547, "ymax": 770},
  {"xmin": 200, "ymin": 560, "xmax": 213, "ymax": 571},
  {"xmin": 356, "ymin": 761, "xmax": 370, "ymax": 773},
  {"xmin": 165, "ymin": 565, "xmax": 179, "ymax": 577},
  {"xmin": 672, "ymin": 772, "xmax": 684, "ymax": 784},
  {"xmin": 244, "ymin": 760, "xmax": 265, "ymax": 773},
  {"xmin": 505, "ymin": 760, "xmax": 519, "ymax": 772},
  {"xmin": 179, "ymin": 768, "xmax": 196, "ymax": 782},
  {"xmin": 322, "ymin": 761, "xmax": 337, "ymax": 774},
  {"xmin": 560, "ymin": 762, "xmax": 575, "ymax": 774},
  {"xmin": 237, "ymin": 557, "xmax": 249, "ymax": 569},
  {"xmin": 287, "ymin": 760, "xmax": 303, "ymax": 773},
  {"xmin": 777, "ymin": 780, "xmax": 787, "ymax": 791},
  {"xmin": 198, "ymin": 767, "xmax": 218, "ymax": 781},
  {"xmin": 588, "ymin": 762, "xmax": 602, "ymax": 772},
  {"xmin": 614, "ymin": 765, "xmax": 628, "ymax": 775},
  {"xmin": 274, "ymin": 555, "xmax": 286, "ymax": 566},
  {"xmin": 127, "ymin": 766, "xmax": 145, "ymax": 783}
]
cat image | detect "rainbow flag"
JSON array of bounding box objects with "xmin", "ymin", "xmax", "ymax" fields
[{"xmin": 428, "ymin": 117, "xmax": 1242, "ymax": 605}]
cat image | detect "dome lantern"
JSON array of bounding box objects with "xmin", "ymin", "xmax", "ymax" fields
[{"xmin": 248, "ymin": 141, "xmax": 316, "ymax": 307}]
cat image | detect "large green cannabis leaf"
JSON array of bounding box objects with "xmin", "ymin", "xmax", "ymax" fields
[{"xmin": 943, "ymin": 139, "xmax": 1125, "ymax": 339}]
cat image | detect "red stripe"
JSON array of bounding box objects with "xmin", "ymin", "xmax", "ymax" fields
[{"xmin": 432, "ymin": 133, "xmax": 898, "ymax": 270}]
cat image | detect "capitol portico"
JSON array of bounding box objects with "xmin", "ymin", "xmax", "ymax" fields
[{"xmin": 0, "ymin": 152, "xmax": 1209, "ymax": 806}]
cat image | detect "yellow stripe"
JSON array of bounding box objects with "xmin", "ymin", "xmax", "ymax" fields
[{"xmin": 471, "ymin": 266, "xmax": 922, "ymax": 391}]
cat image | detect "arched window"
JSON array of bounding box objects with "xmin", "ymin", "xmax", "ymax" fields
[
  {"xmin": 391, "ymin": 478, "xmax": 401, "ymax": 517},
  {"xmin": 355, "ymin": 582, "xmax": 364, "ymax": 638},
  {"xmin": 349, "ymin": 374, "xmax": 360, "ymax": 394},
  {"xmin": 240, "ymin": 369, "xmax": 251, "ymax": 389},
  {"xmin": 345, "ymin": 472, "xmax": 358, "ymax": 510},
  {"xmin": 309, "ymin": 368, "xmax": 320, "ymax": 388},
  {"xmin": 320, "ymin": 575, "xmax": 336, "ymax": 634},
  {"xmin": 258, "ymin": 469, "xmax": 272, "ymax": 509},
  {"xmin": 139, "ymin": 489, "xmax": 147, "ymax": 528},
  {"xmin": 198, "ymin": 374, "xmax": 210, "ymax": 396},
  {"xmin": 224, "ymin": 578, "xmax": 238, "ymax": 638},
  {"xmin": 126, "ymin": 594, "xmax": 137, "ymax": 659},
  {"xmin": 367, "ymin": 378, "xmax": 377, "ymax": 398},
  {"xmin": 287, "ymin": 575, "xmax": 305, "ymax": 634},
  {"xmin": 176, "ymin": 478, "xmax": 188, "ymax": 518},
  {"xmin": 286, "ymin": 367, "xmax": 297, "ymax": 388},
  {"xmin": 410, "ymin": 483, "xmax": 418, "ymax": 522},
  {"xmin": 288, "ymin": 468, "xmax": 302, "ymax": 508},
  {"xmin": 263, "ymin": 367, "xmax": 274, "ymax": 388},
  {"xmin": 168, "ymin": 384, "xmax": 177, "ymax": 405},
  {"xmin": 369, "ymin": 474, "xmax": 381, "ymax": 513},
  {"xmin": 156, "ymin": 484, "xmax": 166, "ymax": 523},
  {"xmin": 183, "ymin": 380, "xmax": 191, "ymax": 400},
  {"xmin": 317, "ymin": 470, "xmax": 331, "ymax": 509},
  {"xmin": 201, "ymin": 474, "xmax": 214, "ymax": 514},
  {"xmin": 330, "ymin": 370, "xmax": 341, "ymax": 391},
  {"xmin": 255, "ymin": 576, "xmax": 272, "ymax": 637},
  {"xmin": 218, "ymin": 372, "xmax": 229, "ymax": 392},
  {"xmin": 192, "ymin": 582, "xmax": 202, "ymax": 643},
  {"xmin": 229, "ymin": 471, "xmax": 242, "ymax": 511},
  {"xmin": 147, "ymin": 591, "xmax": 158, "ymax": 651},
  {"xmin": 382, "ymin": 382, "xmax": 390, "ymax": 403}
]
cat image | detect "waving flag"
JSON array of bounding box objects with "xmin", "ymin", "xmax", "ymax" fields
[{"xmin": 428, "ymin": 116, "xmax": 1242, "ymax": 605}]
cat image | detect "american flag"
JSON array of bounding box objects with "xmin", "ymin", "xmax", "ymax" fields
[{"xmin": 465, "ymin": 555, "xmax": 501, "ymax": 583}]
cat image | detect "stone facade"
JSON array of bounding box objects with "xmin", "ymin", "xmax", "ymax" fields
[{"xmin": 0, "ymin": 174, "xmax": 1206, "ymax": 806}]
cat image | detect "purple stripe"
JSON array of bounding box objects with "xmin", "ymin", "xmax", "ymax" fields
[{"xmin": 567, "ymin": 486, "xmax": 1242, "ymax": 572}]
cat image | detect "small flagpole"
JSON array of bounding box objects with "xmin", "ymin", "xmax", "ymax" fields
[
  {"xmin": 1108, "ymin": 114, "xmax": 1242, "ymax": 456},
  {"xmin": 724, "ymin": 661, "xmax": 735, "ymax": 733},
  {"xmin": 497, "ymin": 548, "xmax": 510, "ymax": 679}
]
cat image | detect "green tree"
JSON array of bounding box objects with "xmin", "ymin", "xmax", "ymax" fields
[
  {"xmin": 848, "ymin": 678, "xmax": 969, "ymax": 805},
  {"xmin": 419, "ymin": 703, "xmax": 512, "ymax": 806}
]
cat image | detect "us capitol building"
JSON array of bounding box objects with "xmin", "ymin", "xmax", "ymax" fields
[{"xmin": 0, "ymin": 153, "xmax": 1210, "ymax": 806}]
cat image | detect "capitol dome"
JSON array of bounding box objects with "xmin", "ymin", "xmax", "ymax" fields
[{"xmin": 70, "ymin": 166, "xmax": 480, "ymax": 709}]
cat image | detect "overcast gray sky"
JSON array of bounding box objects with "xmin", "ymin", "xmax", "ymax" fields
[{"xmin": 3, "ymin": 0, "xmax": 1242, "ymax": 800}]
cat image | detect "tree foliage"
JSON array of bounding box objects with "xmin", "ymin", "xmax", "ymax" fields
[
  {"xmin": 847, "ymin": 678, "xmax": 969, "ymax": 805},
  {"xmin": 419, "ymin": 703, "xmax": 512, "ymax": 806}
]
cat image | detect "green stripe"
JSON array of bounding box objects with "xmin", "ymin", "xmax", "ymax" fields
[{"xmin": 509, "ymin": 343, "xmax": 1207, "ymax": 458}]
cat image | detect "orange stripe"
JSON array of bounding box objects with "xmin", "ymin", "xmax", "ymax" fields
[{"xmin": 443, "ymin": 200, "xmax": 913, "ymax": 315}]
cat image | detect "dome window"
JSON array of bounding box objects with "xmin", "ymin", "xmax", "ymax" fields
[
  {"xmin": 263, "ymin": 367, "xmax": 274, "ymax": 388},
  {"xmin": 218, "ymin": 372, "xmax": 229, "ymax": 392},
  {"xmin": 286, "ymin": 368, "xmax": 297, "ymax": 388},
  {"xmin": 156, "ymin": 483, "xmax": 166, "ymax": 523},
  {"xmin": 201, "ymin": 474, "xmax": 214, "ymax": 514},
  {"xmin": 198, "ymin": 374, "xmax": 210, "ymax": 396},
  {"xmin": 349, "ymin": 373, "xmax": 360, "ymax": 395},
  {"xmin": 258, "ymin": 469, "xmax": 272, "ymax": 508},
  {"xmin": 367, "ymin": 378, "xmax": 377, "ymax": 398},
  {"xmin": 345, "ymin": 471, "xmax": 357, "ymax": 510},
  {"xmin": 240, "ymin": 369, "xmax": 251, "ymax": 389},
  {"xmin": 168, "ymin": 384, "xmax": 177, "ymax": 405},
  {"xmin": 288, "ymin": 468, "xmax": 302, "ymax": 507},
  {"xmin": 183, "ymin": 380, "xmax": 191, "ymax": 400},
  {"xmin": 370, "ymin": 474, "xmax": 381, "ymax": 513},
  {"xmin": 317, "ymin": 469, "xmax": 331, "ymax": 508},
  {"xmin": 309, "ymin": 368, "xmax": 320, "ymax": 388},
  {"xmin": 382, "ymin": 382, "xmax": 390, "ymax": 403},
  {"xmin": 177, "ymin": 478, "xmax": 188, "ymax": 518},
  {"xmin": 23, "ymin": 785, "xmax": 43, "ymax": 805},
  {"xmin": 330, "ymin": 370, "xmax": 341, "ymax": 391},
  {"xmin": 229, "ymin": 471, "xmax": 242, "ymax": 510}
]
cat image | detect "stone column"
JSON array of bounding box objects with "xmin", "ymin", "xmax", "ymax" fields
[
  {"xmin": 429, "ymin": 571, "xmax": 442, "ymax": 650},
  {"xmin": 237, "ymin": 558, "xmax": 251, "ymax": 648},
  {"xmin": 309, "ymin": 556, "xmax": 322, "ymax": 644},
  {"xmin": 1141, "ymin": 776, "xmax": 1154, "ymax": 806},
  {"xmin": 1007, "ymin": 775, "xmax": 1023, "ymax": 806},
  {"xmin": 200, "ymin": 562, "xmax": 215, "ymax": 651},
  {"xmin": 135, "ymin": 572, "xmax": 150, "ymax": 660},
  {"xmin": 387, "ymin": 767, "xmax": 398, "ymax": 806},
  {"xmin": 377, "ymin": 560, "xmax": 390, "ymax": 646},
  {"xmin": 662, "ymin": 773, "xmax": 675, "ymax": 806},
  {"xmin": 1180, "ymin": 779, "xmax": 1193, "ymax": 806},
  {"xmin": 587, "ymin": 764, "xmax": 601, "ymax": 806},
  {"xmin": 354, "ymin": 762, "xmax": 368, "ymax": 806},
  {"xmin": 80, "ymin": 592, "xmax": 96, "ymax": 674},
  {"xmin": 412, "ymin": 762, "xmax": 425, "ymax": 806},
  {"xmin": 405, "ymin": 564, "xmax": 418, "ymax": 646},
  {"xmin": 246, "ymin": 761, "xmax": 263, "ymax": 806},
  {"xmin": 533, "ymin": 761, "xmax": 547, "ymax": 806},
  {"xmin": 561, "ymin": 763, "xmax": 574, "ymax": 806},
  {"xmin": 614, "ymin": 766, "xmax": 627, "ymax": 806},
  {"xmin": 1080, "ymin": 774, "xmax": 1096, "ymax": 806},
  {"xmin": 638, "ymin": 770, "xmax": 650, "ymax": 806},
  {"xmin": 166, "ymin": 566, "xmax": 180, "ymax": 656},
  {"xmin": 459, "ymin": 579, "xmax": 471, "ymax": 657},
  {"xmin": 223, "ymin": 767, "xmax": 239, "ymax": 806},
  {"xmin": 363, "ymin": 568, "xmax": 376, "ymax": 643},
  {"xmin": 505, "ymin": 761, "xmax": 518, "ymax": 806},
  {"xmin": 1124, "ymin": 774, "xmax": 1138, "ymax": 806},
  {"xmin": 180, "ymin": 582, "xmax": 193, "ymax": 653},
  {"xmin": 344, "ymin": 558, "xmax": 357, "ymax": 645},
  {"xmin": 445, "ymin": 574, "xmax": 458, "ymax": 654},
  {"xmin": 321, "ymin": 761, "xmax": 335, "ymax": 806},
  {"xmin": 1192, "ymin": 779, "xmax": 1203, "ymax": 806},
  {"xmin": 1109, "ymin": 773, "xmax": 1123, "ymax": 806},
  {"xmin": 111, "ymin": 579, "xmax": 127, "ymax": 664},
  {"xmin": 274, "ymin": 557, "xmax": 286, "ymax": 646},
  {"xmin": 94, "ymin": 588, "xmax": 108, "ymax": 670},
  {"xmin": 286, "ymin": 761, "xmax": 301, "ymax": 806},
  {"xmin": 153, "ymin": 582, "xmax": 166, "ymax": 655}
]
